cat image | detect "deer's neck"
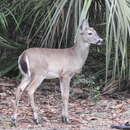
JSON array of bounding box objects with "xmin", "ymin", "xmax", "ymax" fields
[{"xmin": 74, "ymin": 36, "xmax": 90, "ymax": 66}]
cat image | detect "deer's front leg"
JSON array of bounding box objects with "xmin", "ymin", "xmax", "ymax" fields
[{"xmin": 60, "ymin": 75, "xmax": 72, "ymax": 124}]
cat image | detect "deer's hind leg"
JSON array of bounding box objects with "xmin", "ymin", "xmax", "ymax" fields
[
  {"xmin": 11, "ymin": 76, "xmax": 31, "ymax": 124},
  {"xmin": 26, "ymin": 75, "xmax": 45, "ymax": 124}
]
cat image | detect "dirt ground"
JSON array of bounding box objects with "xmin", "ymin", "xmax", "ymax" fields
[{"xmin": 0, "ymin": 77, "xmax": 130, "ymax": 130}]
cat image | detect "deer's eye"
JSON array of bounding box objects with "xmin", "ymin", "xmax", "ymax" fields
[{"xmin": 88, "ymin": 32, "xmax": 92, "ymax": 35}]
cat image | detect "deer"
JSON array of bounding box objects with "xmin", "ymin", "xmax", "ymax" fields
[{"xmin": 11, "ymin": 19, "xmax": 103, "ymax": 124}]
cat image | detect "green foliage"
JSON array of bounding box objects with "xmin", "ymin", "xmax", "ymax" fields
[
  {"xmin": 73, "ymin": 74, "xmax": 103, "ymax": 98},
  {"xmin": 73, "ymin": 74, "xmax": 95, "ymax": 87},
  {"xmin": 0, "ymin": 0, "xmax": 93, "ymax": 77},
  {"xmin": 0, "ymin": 0, "xmax": 130, "ymax": 88},
  {"xmin": 105, "ymin": 0, "xmax": 130, "ymax": 81}
]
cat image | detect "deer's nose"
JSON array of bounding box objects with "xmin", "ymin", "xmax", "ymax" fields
[{"xmin": 96, "ymin": 38, "xmax": 103, "ymax": 45}]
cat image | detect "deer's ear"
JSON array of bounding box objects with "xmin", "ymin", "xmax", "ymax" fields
[{"xmin": 79, "ymin": 19, "xmax": 89, "ymax": 34}]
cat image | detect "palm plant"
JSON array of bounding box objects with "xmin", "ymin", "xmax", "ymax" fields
[
  {"xmin": 0, "ymin": 0, "xmax": 130, "ymax": 87},
  {"xmin": 0, "ymin": 0, "xmax": 93, "ymax": 77},
  {"xmin": 105, "ymin": 0, "xmax": 130, "ymax": 81}
]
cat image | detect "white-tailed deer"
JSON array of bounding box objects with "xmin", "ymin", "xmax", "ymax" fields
[{"xmin": 11, "ymin": 19, "xmax": 103, "ymax": 124}]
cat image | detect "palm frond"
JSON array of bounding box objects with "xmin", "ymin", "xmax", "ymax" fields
[{"xmin": 105, "ymin": 0, "xmax": 130, "ymax": 80}]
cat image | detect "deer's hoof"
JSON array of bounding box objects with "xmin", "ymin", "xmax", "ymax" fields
[
  {"xmin": 33, "ymin": 118, "xmax": 40, "ymax": 125},
  {"xmin": 61, "ymin": 116, "xmax": 70, "ymax": 124},
  {"xmin": 11, "ymin": 116, "xmax": 17, "ymax": 126},
  {"xmin": 34, "ymin": 117, "xmax": 45, "ymax": 125}
]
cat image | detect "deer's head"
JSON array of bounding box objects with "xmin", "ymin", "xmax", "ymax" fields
[{"xmin": 79, "ymin": 19, "xmax": 103, "ymax": 45}]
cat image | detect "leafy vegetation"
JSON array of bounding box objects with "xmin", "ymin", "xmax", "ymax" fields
[
  {"xmin": 0, "ymin": 0, "xmax": 130, "ymax": 90},
  {"xmin": 106, "ymin": 0, "xmax": 130, "ymax": 81}
]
